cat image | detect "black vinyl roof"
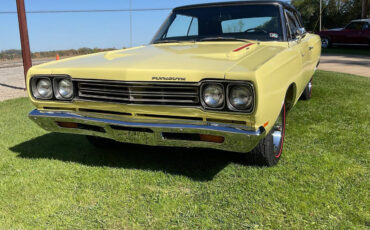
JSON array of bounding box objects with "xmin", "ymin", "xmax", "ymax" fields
[{"xmin": 174, "ymin": 1, "xmax": 296, "ymax": 11}]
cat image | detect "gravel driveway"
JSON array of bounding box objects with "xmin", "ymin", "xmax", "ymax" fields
[
  {"xmin": 0, "ymin": 59, "xmax": 52, "ymax": 102},
  {"xmin": 318, "ymin": 54, "xmax": 370, "ymax": 77},
  {"xmin": 1, "ymin": 54, "xmax": 369, "ymax": 102}
]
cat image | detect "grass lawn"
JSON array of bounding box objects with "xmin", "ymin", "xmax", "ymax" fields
[
  {"xmin": 321, "ymin": 46, "xmax": 370, "ymax": 56},
  {"xmin": 0, "ymin": 71, "xmax": 369, "ymax": 229}
]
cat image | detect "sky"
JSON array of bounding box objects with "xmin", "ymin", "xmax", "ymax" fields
[{"xmin": 0, "ymin": 0, "xmax": 290, "ymax": 52}]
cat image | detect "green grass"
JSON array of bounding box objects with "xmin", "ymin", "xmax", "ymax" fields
[
  {"xmin": 0, "ymin": 70, "xmax": 369, "ymax": 229},
  {"xmin": 322, "ymin": 46, "xmax": 370, "ymax": 56}
]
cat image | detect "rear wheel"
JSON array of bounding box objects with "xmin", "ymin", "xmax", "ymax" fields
[
  {"xmin": 248, "ymin": 104, "xmax": 286, "ymax": 166},
  {"xmin": 300, "ymin": 78, "xmax": 313, "ymax": 100}
]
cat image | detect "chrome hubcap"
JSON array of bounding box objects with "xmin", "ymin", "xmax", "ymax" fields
[
  {"xmin": 322, "ymin": 39, "xmax": 328, "ymax": 48},
  {"xmin": 272, "ymin": 112, "xmax": 283, "ymax": 154},
  {"xmin": 308, "ymin": 80, "xmax": 312, "ymax": 93}
]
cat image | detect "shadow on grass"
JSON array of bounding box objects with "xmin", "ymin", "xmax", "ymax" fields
[
  {"xmin": 322, "ymin": 45, "xmax": 370, "ymax": 56},
  {"xmin": 11, "ymin": 133, "xmax": 250, "ymax": 181}
]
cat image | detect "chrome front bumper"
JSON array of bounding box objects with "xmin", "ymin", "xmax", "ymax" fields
[{"xmin": 29, "ymin": 109, "xmax": 265, "ymax": 153}]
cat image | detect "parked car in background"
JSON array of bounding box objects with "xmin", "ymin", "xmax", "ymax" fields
[
  {"xmin": 27, "ymin": 1, "xmax": 321, "ymax": 166},
  {"xmin": 318, "ymin": 19, "xmax": 370, "ymax": 48}
]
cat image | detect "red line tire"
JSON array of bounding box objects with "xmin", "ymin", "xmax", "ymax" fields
[{"xmin": 248, "ymin": 104, "xmax": 286, "ymax": 166}]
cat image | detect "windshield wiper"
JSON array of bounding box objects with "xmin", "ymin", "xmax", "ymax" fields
[
  {"xmin": 153, "ymin": 39, "xmax": 195, "ymax": 44},
  {"xmin": 197, "ymin": 37, "xmax": 251, "ymax": 43}
]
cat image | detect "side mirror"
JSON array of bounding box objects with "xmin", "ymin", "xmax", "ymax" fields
[
  {"xmin": 297, "ymin": 27, "xmax": 306, "ymax": 36},
  {"xmin": 295, "ymin": 27, "xmax": 306, "ymax": 40}
]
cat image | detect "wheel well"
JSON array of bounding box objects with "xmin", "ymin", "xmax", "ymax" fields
[{"xmin": 285, "ymin": 83, "xmax": 296, "ymax": 112}]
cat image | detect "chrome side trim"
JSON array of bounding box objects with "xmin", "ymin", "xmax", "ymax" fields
[
  {"xmin": 29, "ymin": 109, "xmax": 265, "ymax": 153},
  {"xmin": 279, "ymin": 4, "xmax": 288, "ymax": 41}
]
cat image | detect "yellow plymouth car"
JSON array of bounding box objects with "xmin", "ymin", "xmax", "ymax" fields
[{"xmin": 27, "ymin": 1, "xmax": 321, "ymax": 166}]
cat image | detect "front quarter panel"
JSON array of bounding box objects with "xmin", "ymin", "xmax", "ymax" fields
[
  {"xmin": 252, "ymin": 36, "xmax": 320, "ymax": 132},
  {"xmin": 225, "ymin": 42, "xmax": 303, "ymax": 132},
  {"xmin": 256, "ymin": 46, "xmax": 303, "ymax": 131}
]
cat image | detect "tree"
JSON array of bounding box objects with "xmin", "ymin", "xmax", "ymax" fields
[
  {"xmin": 291, "ymin": 0, "xmax": 321, "ymax": 31},
  {"xmin": 327, "ymin": 0, "xmax": 337, "ymax": 17},
  {"xmin": 292, "ymin": 0, "xmax": 369, "ymax": 32},
  {"xmin": 362, "ymin": 0, "xmax": 369, "ymax": 18}
]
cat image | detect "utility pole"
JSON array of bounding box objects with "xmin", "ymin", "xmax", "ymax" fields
[
  {"xmin": 16, "ymin": 0, "xmax": 32, "ymax": 88},
  {"xmin": 319, "ymin": 0, "xmax": 322, "ymax": 31}
]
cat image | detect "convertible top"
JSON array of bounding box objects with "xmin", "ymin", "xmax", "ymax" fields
[{"xmin": 174, "ymin": 0, "xmax": 297, "ymax": 12}]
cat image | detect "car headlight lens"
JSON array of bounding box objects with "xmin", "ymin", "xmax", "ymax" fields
[
  {"xmin": 228, "ymin": 85, "xmax": 253, "ymax": 110},
  {"xmin": 57, "ymin": 79, "xmax": 73, "ymax": 99},
  {"xmin": 202, "ymin": 84, "xmax": 224, "ymax": 108},
  {"xmin": 36, "ymin": 79, "xmax": 53, "ymax": 99}
]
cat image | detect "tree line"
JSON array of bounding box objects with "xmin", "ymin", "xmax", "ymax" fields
[
  {"xmin": 292, "ymin": 0, "xmax": 369, "ymax": 32},
  {"xmin": 0, "ymin": 47, "xmax": 115, "ymax": 61}
]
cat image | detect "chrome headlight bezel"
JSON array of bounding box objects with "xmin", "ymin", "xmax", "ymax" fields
[
  {"xmin": 200, "ymin": 80, "xmax": 255, "ymax": 113},
  {"xmin": 200, "ymin": 83, "xmax": 225, "ymax": 110},
  {"xmin": 30, "ymin": 75, "xmax": 74, "ymax": 101},
  {"xmin": 226, "ymin": 83, "xmax": 255, "ymax": 112},
  {"xmin": 30, "ymin": 77, "xmax": 53, "ymax": 100},
  {"xmin": 53, "ymin": 77, "xmax": 74, "ymax": 100}
]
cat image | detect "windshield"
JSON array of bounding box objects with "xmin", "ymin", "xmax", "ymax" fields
[{"xmin": 152, "ymin": 4, "xmax": 282, "ymax": 43}]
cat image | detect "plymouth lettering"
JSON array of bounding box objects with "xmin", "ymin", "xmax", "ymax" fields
[{"xmin": 152, "ymin": 77, "xmax": 186, "ymax": 81}]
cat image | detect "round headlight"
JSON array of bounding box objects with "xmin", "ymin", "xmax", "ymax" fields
[
  {"xmin": 229, "ymin": 85, "xmax": 253, "ymax": 110},
  {"xmin": 36, "ymin": 79, "xmax": 53, "ymax": 99},
  {"xmin": 202, "ymin": 84, "xmax": 224, "ymax": 108},
  {"xmin": 57, "ymin": 79, "xmax": 73, "ymax": 99}
]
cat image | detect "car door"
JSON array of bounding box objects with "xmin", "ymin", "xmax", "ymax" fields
[
  {"xmin": 285, "ymin": 10, "xmax": 310, "ymax": 90},
  {"xmin": 360, "ymin": 22, "xmax": 370, "ymax": 44},
  {"xmin": 294, "ymin": 11, "xmax": 319, "ymax": 75},
  {"xmin": 343, "ymin": 22, "xmax": 364, "ymax": 44}
]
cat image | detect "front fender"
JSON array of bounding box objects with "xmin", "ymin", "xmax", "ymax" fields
[{"xmin": 253, "ymin": 47, "xmax": 303, "ymax": 132}]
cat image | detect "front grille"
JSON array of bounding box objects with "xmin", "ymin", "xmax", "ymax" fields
[{"xmin": 75, "ymin": 80, "xmax": 200, "ymax": 106}]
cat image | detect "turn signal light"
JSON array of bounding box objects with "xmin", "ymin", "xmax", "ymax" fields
[
  {"xmin": 57, "ymin": 121, "xmax": 78, "ymax": 129},
  {"xmin": 199, "ymin": 134, "xmax": 224, "ymax": 143}
]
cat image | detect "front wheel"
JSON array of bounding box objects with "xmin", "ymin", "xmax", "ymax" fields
[{"xmin": 248, "ymin": 104, "xmax": 286, "ymax": 166}]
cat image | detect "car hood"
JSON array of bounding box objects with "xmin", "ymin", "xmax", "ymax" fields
[
  {"xmin": 327, "ymin": 28, "xmax": 343, "ymax": 31},
  {"xmin": 31, "ymin": 42, "xmax": 286, "ymax": 82},
  {"xmin": 319, "ymin": 28, "xmax": 343, "ymax": 34}
]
